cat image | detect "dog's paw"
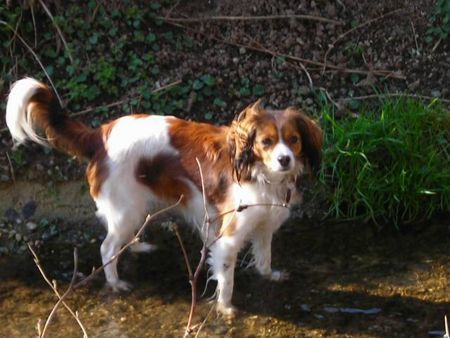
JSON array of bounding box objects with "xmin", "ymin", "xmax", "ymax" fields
[
  {"xmin": 129, "ymin": 241, "xmax": 157, "ymax": 254},
  {"xmin": 108, "ymin": 280, "xmax": 133, "ymax": 292},
  {"xmin": 216, "ymin": 303, "xmax": 238, "ymax": 319},
  {"xmin": 269, "ymin": 269, "xmax": 290, "ymax": 282}
]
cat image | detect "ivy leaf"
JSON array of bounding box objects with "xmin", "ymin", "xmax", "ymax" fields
[
  {"xmin": 201, "ymin": 74, "xmax": 216, "ymax": 87},
  {"xmin": 193, "ymin": 79, "xmax": 204, "ymax": 90},
  {"xmin": 252, "ymin": 84, "xmax": 264, "ymax": 96}
]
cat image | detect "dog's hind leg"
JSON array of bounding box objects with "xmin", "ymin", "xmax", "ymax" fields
[
  {"xmin": 96, "ymin": 191, "xmax": 150, "ymax": 291},
  {"xmin": 100, "ymin": 226, "xmax": 133, "ymax": 291}
]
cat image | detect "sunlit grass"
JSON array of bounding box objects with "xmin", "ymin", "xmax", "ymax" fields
[{"xmin": 320, "ymin": 98, "xmax": 450, "ymax": 227}]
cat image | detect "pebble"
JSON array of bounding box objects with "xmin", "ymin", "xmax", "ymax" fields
[
  {"xmin": 300, "ymin": 304, "xmax": 311, "ymax": 312},
  {"xmin": 4, "ymin": 208, "xmax": 21, "ymax": 224},
  {"xmin": 298, "ymin": 85, "xmax": 311, "ymax": 96},
  {"xmin": 0, "ymin": 174, "xmax": 10, "ymax": 182},
  {"xmin": 305, "ymin": 98, "xmax": 314, "ymax": 106},
  {"xmin": 26, "ymin": 221, "xmax": 38, "ymax": 231},
  {"xmin": 431, "ymin": 90, "xmax": 441, "ymax": 98},
  {"xmin": 22, "ymin": 201, "xmax": 37, "ymax": 219}
]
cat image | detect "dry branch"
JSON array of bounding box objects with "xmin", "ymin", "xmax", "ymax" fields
[
  {"xmin": 73, "ymin": 196, "xmax": 183, "ymax": 289},
  {"xmin": 38, "ymin": 0, "xmax": 74, "ymax": 63},
  {"xmin": 341, "ymin": 93, "xmax": 450, "ymax": 104},
  {"xmin": 160, "ymin": 14, "xmax": 342, "ymax": 26},
  {"xmin": 0, "ymin": 19, "xmax": 63, "ymax": 106},
  {"xmin": 28, "ymin": 245, "xmax": 87, "ymax": 338},
  {"xmin": 70, "ymin": 79, "xmax": 182, "ymax": 118},
  {"xmin": 163, "ymin": 20, "xmax": 405, "ymax": 80},
  {"xmin": 322, "ymin": 8, "xmax": 404, "ymax": 72},
  {"xmin": 29, "ymin": 196, "xmax": 183, "ymax": 337}
]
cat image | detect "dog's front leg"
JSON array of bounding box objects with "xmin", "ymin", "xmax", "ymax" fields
[
  {"xmin": 250, "ymin": 228, "xmax": 289, "ymax": 281},
  {"xmin": 209, "ymin": 237, "xmax": 239, "ymax": 318}
]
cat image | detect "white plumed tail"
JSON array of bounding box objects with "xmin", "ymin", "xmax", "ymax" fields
[{"xmin": 6, "ymin": 77, "xmax": 49, "ymax": 146}]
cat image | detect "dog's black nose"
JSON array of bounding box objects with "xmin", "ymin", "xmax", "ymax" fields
[{"xmin": 278, "ymin": 155, "xmax": 291, "ymax": 168}]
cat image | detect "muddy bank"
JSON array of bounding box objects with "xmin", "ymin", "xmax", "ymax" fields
[
  {"xmin": 0, "ymin": 217, "xmax": 448, "ymax": 337},
  {"xmin": 0, "ymin": 180, "xmax": 94, "ymax": 221}
]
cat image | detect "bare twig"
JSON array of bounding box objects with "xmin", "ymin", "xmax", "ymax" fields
[
  {"xmin": 0, "ymin": 20, "xmax": 63, "ymax": 107},
  {"xmin": 38, "ymin": 0, "xmax": 74, "ymax": 63},
  {"xmin": 173, "ymin": 224, "xmax": 193, "ymax": 279},
  {"xmin": 71, "ymin": 79, "xmax": 182, "ymax": 118},
  {"xmin": 74, "ymin": 196, "xmax": 183, "ymax": 288},
  {"xmin": 160, "ymin": 14, "xmax": 342, "ymax": 26},
  {"xmin": 5, "ymin": 151, "xmax": 16, "ymax": 184},
  {"xmin": 195, "ymin": 158, "xmax": 210, "ymax": 232},
  {"xmin": 410, "ymin": 20, "xmax": 420, "ymax": 56},
  {"xmin": 30, "ymin": 3, "xmax": 38, "ymax": 48},
  {"xmin": 445, "ymin": 315, "xmax": 449, "ymax": 338},
  {"xmin": 164, "ymin": 20, "xmax": 405, "ymax": 80},
  {"xmin": 0, "ymin": 79, "xmax": 182, "ymax": 135},
  {"xmin": 28, "ymin": 245, "xmax": 87, "ymax": 338},
  {"xmin": 40, "ymin": 249, "xmax": 83, "ymax": 338},
  {"xmin": 29, "ymin": 197, "xmax": 183, "ymax": 337},
  {"xmin": 194, "ymin": 301, "xmax": 216, "ymax": 338},
  {"xmin": 341, "ymin": 93, "xmax": 450, "ymax": 104},
  {"xmin": 209, "ymin": 202, "xmax": 289, "ymax": 226},
  {"xmin": 180, "ymin": 158, "xmax": 214, "ymax": 337},
  {"xmin": 323, "ymin": 9, "xmax": 403, "ymax": 72}
]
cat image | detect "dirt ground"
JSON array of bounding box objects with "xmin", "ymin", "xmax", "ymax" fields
[
  {"xmin": 0, "ymin": 1, "xmax": 449, "ymax": 337},
  {"xmin": 0, "ymin": 0, "xmax": 449, "ymax": 182},
  {"xmin": 0, "ymin": 218, "xmax": 448, "ymax": 337}
]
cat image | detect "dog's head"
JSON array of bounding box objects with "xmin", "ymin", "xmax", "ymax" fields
[{"xmin": 228, "ymin": 100, "xmax": 322, "ymax": 182}]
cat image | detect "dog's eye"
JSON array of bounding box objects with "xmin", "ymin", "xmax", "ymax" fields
[
  {"xmin": 261, "ymin": 138, "xmax": 273, "ymax": 146},
  {"xmin": 289, "ymin": 136, "xmax": 299, "ymax": 144}
]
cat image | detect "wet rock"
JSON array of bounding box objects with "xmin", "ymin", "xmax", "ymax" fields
[
  {"xmin": 298, "ymin": 85, "xmax": 311, "ymax": 96},
  {"xmin": 431, "ymin": 89, "xmax": 441, "ymax": 98},
  {"xmin": 323, "ymin": 306, "xmax": 339, "ymax": 313},
  {"xmin": 26, "ymin": 221, "xmax": 38, "ymax": 231},
  {"xmin": 300, "ymin": 304, "xmax": 311, "ymax": 312},
  {"xmin": 22, "ymin": 200, "xmax": 37, "ymax": 219},
  {"xmin": 4, "ymin": 208, "xmax": 21, "ymax": 224}
]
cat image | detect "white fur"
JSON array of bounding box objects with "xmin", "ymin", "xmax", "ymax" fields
[
  {"xmin": 207, "ymin": 179, "xmax": 293, "ymax": 314},
  {"xmin": 6, "ymin": 78, "xmax": 307, "ymax": 317},
  {"xmin": 6, "ymin": 77, "xmax": 48, "ymax": 146},
  {"xmin": 270, "ymin": 142, "xmax": 295, "ymax": 172},
  {"xmin": 95, "ymin": 116, "xmax": 295, "ymax": 314}
]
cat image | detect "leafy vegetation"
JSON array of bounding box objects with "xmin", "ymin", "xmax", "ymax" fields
[
  {"xmin": 425, "ymin": 0, "xmax": 450, "ymax": 43},
  {"xmin": 320, "ymin": 98, "xmax": 450, "ymax": 227},
  {"xmin": 0, "ymin": 1, "xmax": 236, "ymax": 123}
]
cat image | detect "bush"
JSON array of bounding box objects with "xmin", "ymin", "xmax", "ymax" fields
[{"xmin": 320, "ymin": 98, "xmax": 450, "ymax": 227}]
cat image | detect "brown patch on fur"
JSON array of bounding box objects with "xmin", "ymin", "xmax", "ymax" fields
[
  {"xmin": 135, "ymin": 154, "xmax": 192, "ymax": 204},
  {"xmin": 85, "ymin": 121, "xmax": 116, "ymax": 198},
  {"xmin": 285, "ymin": 108, "xmax": 323, "ymax": 173},
  {"xmin": 25, "ymin": 82, "xmax": 123, "ymax": 198},
  {"xmin": 27, "ymin": 84, "xmax": 103, "ymax": 160},
  {"xmin": 217, "ymin": 198, "xmax": 238, "ymax": 237},
  {"xmin": 168, "ymin": 117, "xmax": 233, "ymax": 206},
  {"xmin": 227, "ymin": 101, "xmax": 270, "ymax": 181}
]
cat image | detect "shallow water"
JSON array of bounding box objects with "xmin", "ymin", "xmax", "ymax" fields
[{"xmin": 0, "ymin": 220, "xmax": 448, "ymax": 337}]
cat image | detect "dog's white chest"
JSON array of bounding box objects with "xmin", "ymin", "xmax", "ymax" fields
[{"xmin": 231, "ymin": 181, "xmax": 291, "ymax": 231}]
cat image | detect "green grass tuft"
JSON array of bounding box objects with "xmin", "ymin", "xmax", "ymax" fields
[{"xmin": 320, "ymin": 98, "xmax": 450, "ymax": 227}]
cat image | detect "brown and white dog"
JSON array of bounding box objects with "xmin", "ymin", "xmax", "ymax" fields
[{"xmin": 6, "ymin": 78, "xmax": 322, "ymax": 316}]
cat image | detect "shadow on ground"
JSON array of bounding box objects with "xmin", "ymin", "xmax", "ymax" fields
[{"xmin": 0, "ymin": 219, "xmax": 448, "ymax": 337}]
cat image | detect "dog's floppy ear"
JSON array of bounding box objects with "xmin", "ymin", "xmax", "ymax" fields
[
  {"xmin": 228, "ymin": 100, "xmax": 263, "ymax": 181},
  {"xmin": 293, "ymin": 109, "xmax": 323, "ymax": 175}
]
